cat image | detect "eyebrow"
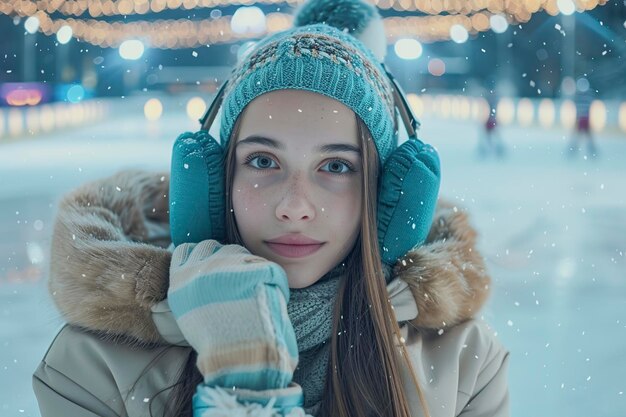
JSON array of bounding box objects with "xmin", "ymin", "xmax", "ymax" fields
[
  {"xmin": 319, "ymin": 143, "xmax": 361, "ymax": 155},
  {"xmin": 237, "ymin": 135, "xmax": 284, "ymax": 150},
  {"xmin": 237, "ymin": 135, "xmax": 361, "ymax": 155}
]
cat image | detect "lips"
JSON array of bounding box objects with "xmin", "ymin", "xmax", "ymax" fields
[{"xmin": 264, "ymin": 234, "xmax": 325, "ymax": 258}]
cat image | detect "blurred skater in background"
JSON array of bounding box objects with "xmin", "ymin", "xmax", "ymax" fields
[
  {"xmin": 478, "ymin": 90, "xmax": 506, "ymax": 159},
  {"xmin": 567, "ymin": 77, "xmax": 598, "ymax": 158}
]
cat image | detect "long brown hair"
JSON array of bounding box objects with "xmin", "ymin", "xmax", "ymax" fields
[
  {"xmin": 226, "ymin": 114, "xmax": 429, "ymax": 417},
  {"xmin": 166, "ymin": 112, "xmax": 430, "ymax": 417}
]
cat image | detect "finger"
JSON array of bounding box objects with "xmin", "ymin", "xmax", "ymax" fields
[
  {"xmin": 171, "ymin": 242, "xmax": 196, "ymax": 268},
  {"xmin": 187, "ymin": 239, "xmax": 223, "ymax": 263},
  {"xmin": 220, "ymin": 243, "xmax": 252, "ymax": 256}
]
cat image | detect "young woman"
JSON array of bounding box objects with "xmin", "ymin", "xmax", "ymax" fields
[{"xmin": 33, "ymin": 2, "xmax": 509, "ymax": 416}]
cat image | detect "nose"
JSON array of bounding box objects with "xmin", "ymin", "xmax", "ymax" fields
[{"xmin": 275, "ymin": 173, "xmax": 316, "ymax": 223}]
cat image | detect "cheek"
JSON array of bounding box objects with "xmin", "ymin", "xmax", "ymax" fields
[
  {"xmin": 324, "ymin": 182, "xmax": 362, "ymax": 239},
  {"xmin": 231, "ymin": 179, "xmax": 268, "ymax": 229}
]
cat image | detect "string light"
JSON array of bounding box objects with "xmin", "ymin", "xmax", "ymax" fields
[
  {"xmin": 0, "ymin": 0, "xmax": 609, "ymax": 48},
  {"xmin": 2, "ymin": 0, "xmax": 608, "ymax": 18},
  {"xmin": 6, "ymin": 10, "xmax": 292, "ymax": 48}
]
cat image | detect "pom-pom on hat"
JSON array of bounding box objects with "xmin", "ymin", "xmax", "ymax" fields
[
  {"xmin": 293, "ymin": 0, "xmax": 387, "ymax": 61},
  {"xmin": 219, "ymin": 21, "xmax": 397, "ymax": 164}
]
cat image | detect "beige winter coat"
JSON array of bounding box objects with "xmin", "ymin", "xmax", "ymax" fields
[{"xmin": 33, "ymin": 170, "xmax": 509, "ymax": 417}]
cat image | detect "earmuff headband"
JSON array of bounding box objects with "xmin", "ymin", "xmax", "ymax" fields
[
  {"xmin": 381, "ymin": 63, "xmax": 421, "ymax": 137},
  {"xmin": 200, "ymin": 81, "xmax": 229, "ymax": 132}
]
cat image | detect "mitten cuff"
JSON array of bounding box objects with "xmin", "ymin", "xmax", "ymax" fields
[{"xmin": 193, "ymin": 383, "xmax": 309, "ymax": 417}]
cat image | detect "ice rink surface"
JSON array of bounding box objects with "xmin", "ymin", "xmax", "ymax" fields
[{"xmin": 1, "ymin": 107, "xmax": 624, "ymax": 416}]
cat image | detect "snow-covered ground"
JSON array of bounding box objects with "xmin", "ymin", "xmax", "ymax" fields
[{"xmin": 0, "ymin": 101, "xmax": 624, "ymax": 416}]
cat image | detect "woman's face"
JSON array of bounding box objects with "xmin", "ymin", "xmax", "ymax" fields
[{"xmin": 232, "ymin": 89, "xmax": 363, "ymax": 288}]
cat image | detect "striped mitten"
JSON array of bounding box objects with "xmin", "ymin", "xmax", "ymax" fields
[{"xmin": 167, "ymin": 240, "xmax": 304, "ymax": 414}]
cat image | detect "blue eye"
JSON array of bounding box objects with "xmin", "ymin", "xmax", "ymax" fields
[
  {"xmin": 245, "ymin": 154, "xmax": 278, "ymax": 170},
  {"xmin": 320, "ymin": 160, "xmax": 355, "ymax": 175}
]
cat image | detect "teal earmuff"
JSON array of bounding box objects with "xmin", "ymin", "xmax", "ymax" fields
[
  {"xmin": 169, "ymin": 71, "xmax": 441, "ymax": 266},
  {"xmin": 376, "ymin": 66, "xmax": 440, "ymax": 264},
  {"xmin": 169, "ymin": 82, "xmax": 227, "ymax": 246}
]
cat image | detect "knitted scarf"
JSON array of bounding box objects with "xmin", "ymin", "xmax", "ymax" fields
[{"xmin": 287, "ymin": 264, "xmax": 344, "ymax": 416}]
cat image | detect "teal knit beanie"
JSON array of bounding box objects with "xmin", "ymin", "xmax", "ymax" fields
[{"xmin": 219, "ymin": 22, "xmax": 396, "ymax": 165}]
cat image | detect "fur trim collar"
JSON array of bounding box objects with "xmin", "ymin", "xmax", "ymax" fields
[{"xmin": 49, "ymin": 170, "xmax": 490, "ymax": 344}]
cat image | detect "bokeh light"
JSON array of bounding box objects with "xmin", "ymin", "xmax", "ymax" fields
[
  {"xmin": 473, "ymin": 97, "xmax": 490, "ymax": 121},
  {"xmin": 39, "ymin": 106, "xmax": 55, "ymax": 132},
  {"xmin": 557, "ymin": 0, "xmax": 576, "ymax": 15},
  {"xmin": 517, "ymin": 98, "xmax": 534, "ymax": 126},
  {"xmin": 8, "ymin": 109, "xmax": 24, "ymax": 136},
  {"xmin": 394, "ymin": 38, "xmax": 423, "ymax": 60},
  {"xmin": 428, "ymin": 58, "xmax": 446, "ymax": 76},
  {"xmin": 538, "ymin": 99, "xmax": 556, "ymax": 128},
  {"xmin": 186, "ymin": 97, "xmax": 207, "ymax": 121},
  {"xmin": 619, "ymin": 102, "xmax": 626, "ymax": 133},
  {"xmin": 561, "ymin": 76, "xmax": 576, "ymax": 96},
  {"xmin": 490, "ymin": 15, "xmax": 509, "ymax": 33},
  {"xmin": 56, "ymin": 25, "xmax": 73, "ymax": 44},
  {"xmin": 26, "ymin": 108, "xmax": 40, "ymax": 134},
  {"xmin": 66, "ymin": 85, "xmax": 85, "ymax": 103},
  {"xmin": 70, "ymin": 105, "xmax": 85, "ymax": 125},
  {"xmin": 450, "ymin": 24, "xmax": 469, "ymax": 43},
  {"xmin": 589, "ymin": 100, "xmax": 606, "ymax": 132},
  {"xmin": 119, "ymin": 40, "xmax": 145, "ymax": 60},
  {"xmin": 24, "ymin": 16, "xmax": 40, "ymax": 34},
  {"xmin": 576, "ymin": 77, "xmax": 590, "ymax": 92},
  {"xmin": 560, "ymin": 99, "xmax": 577, "ymax": 128},
  {"xmin": 230, "ymin": 6, "xmax": 266, "ymax": 35},
  {"xmin": 497, "ymin": 98, "xmax": 515, "ymax": 125},
  {"xmin": 406, "ymin": 93, "xmax": 424, "ymax": 118},
  {"xmin": 144, "ymin": 98, "xmax": 163, "ymax": 121},
  {"xmin": 459, "ymin": 97, "xmax": 471, "ymax": 119}
]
